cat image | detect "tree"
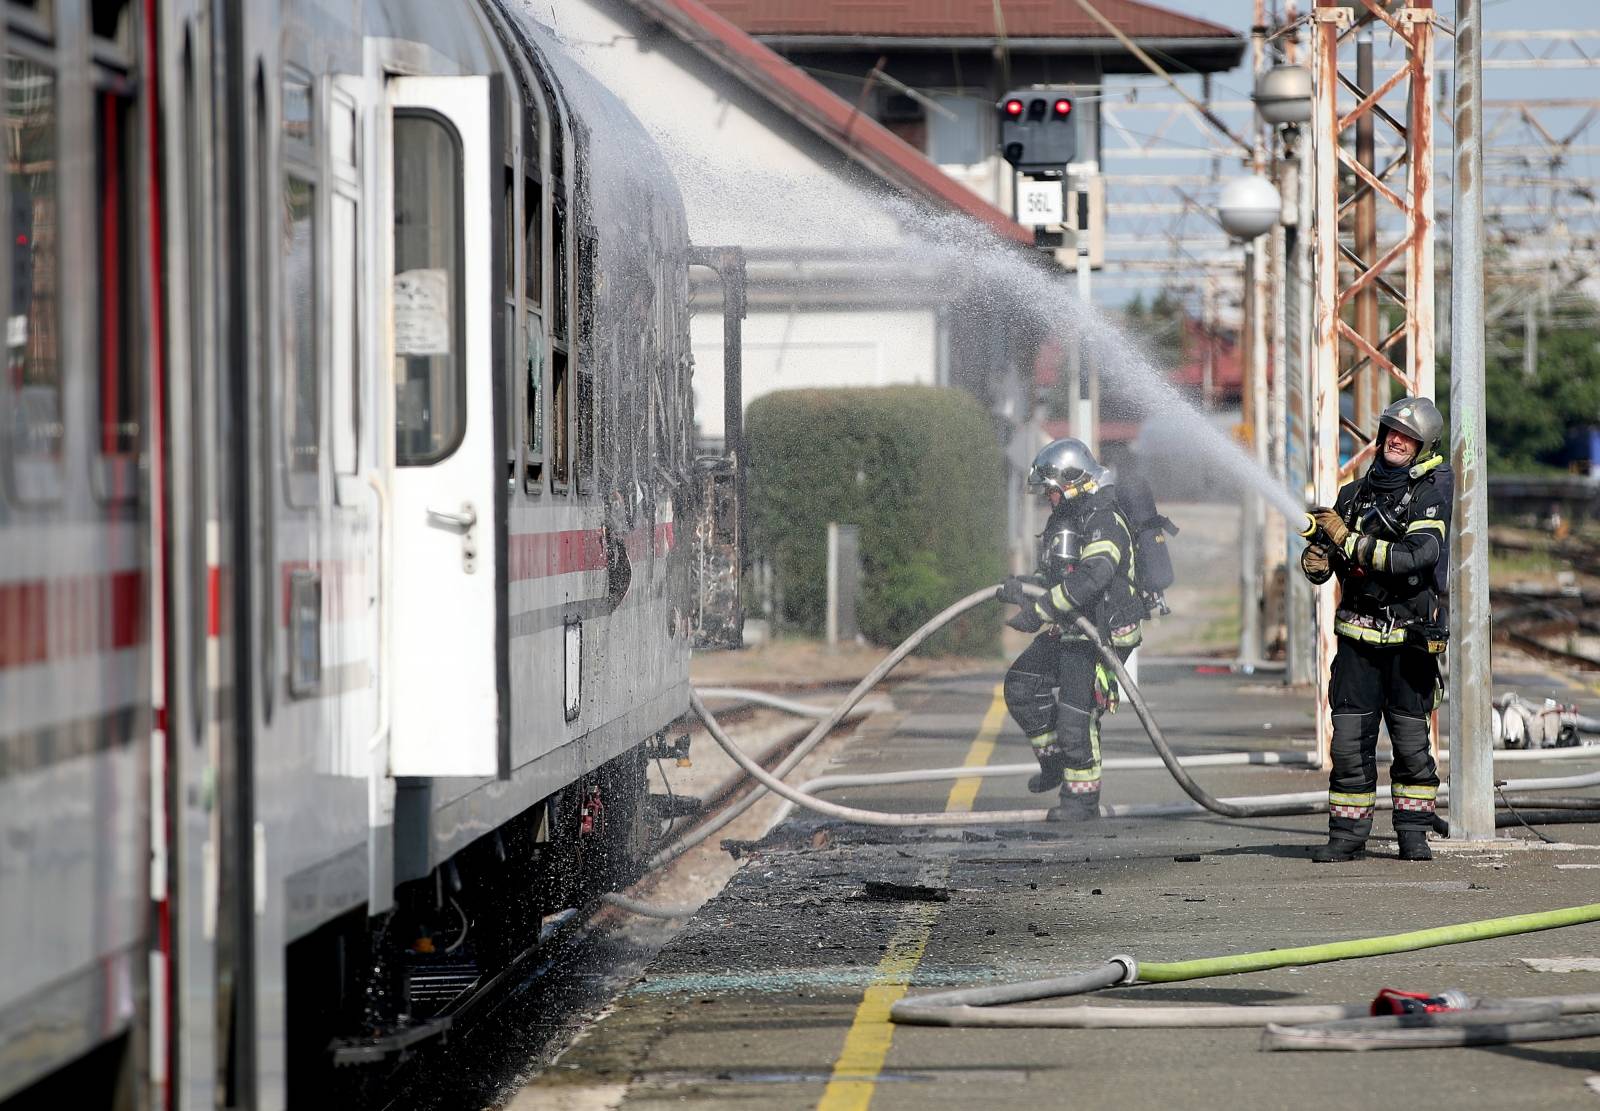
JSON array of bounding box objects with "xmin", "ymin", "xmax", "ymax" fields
[{"xmin": 1438, "ymin": 297, "xmax": 1600, "ymax": 472}]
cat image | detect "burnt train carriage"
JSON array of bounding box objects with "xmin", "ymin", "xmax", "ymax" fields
[{"xmin": 0, "ymin": 0, "xmax": 743, "ymax": 1107}]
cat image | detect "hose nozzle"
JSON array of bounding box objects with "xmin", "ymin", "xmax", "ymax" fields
[{"xmin": 1298, "ymin": 511, "xmax": 1318, "ymax": 540}]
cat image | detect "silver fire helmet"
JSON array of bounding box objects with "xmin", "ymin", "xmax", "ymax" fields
[
  {"xmin": 1377, "ymin": 396, "xmax": 1443, "ymax": 457},
  {"xmin": 1027, "ymin": 438, "xmax": 1106, "ymax": 500}
]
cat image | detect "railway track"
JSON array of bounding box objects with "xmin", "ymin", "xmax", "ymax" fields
[
  {"xmin": 1491, "ymin": 528, "xmax": 1600, "ymax": 669},
  {"xmin": 346, "ymin": 696, "xmax": 867, "ymax": 1110}
]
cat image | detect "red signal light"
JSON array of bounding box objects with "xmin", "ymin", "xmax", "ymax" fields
[
  {"xmin": 1054, "ymin": 98, "xmax": 1072, "ymax": 117},
  {"xmin": 1004, "ymin": 98, "xmax": 1024, "ymax": 117}
]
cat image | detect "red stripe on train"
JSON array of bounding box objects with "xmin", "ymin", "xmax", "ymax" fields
[
  {"xmin": 510, "ymin": 522, "xmax": 676, "ymax": 582},
  {"xmin": 508, "ymin": 528, "xmax": 608, "ymax": 581},
  {"xmin": 207, "ymin": 565, "xmax": 222, "ymax": 638},
  {"xmin": 0, "ymin": 570, "xmax": 146, "ymax": 669}
]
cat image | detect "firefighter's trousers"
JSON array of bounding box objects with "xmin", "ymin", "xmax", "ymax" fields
[
  {"xmin": 1327, "ymin": 637, "xmax": 1442, "ymax": 843},
  {"xmin": 1003, "ymin": 633, "xmax": 1122, "ymax": 799}
]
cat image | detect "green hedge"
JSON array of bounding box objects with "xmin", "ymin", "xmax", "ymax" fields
[{"xmin": 747, "ymin": 386, "xmax": 1006, "ymax": 655}]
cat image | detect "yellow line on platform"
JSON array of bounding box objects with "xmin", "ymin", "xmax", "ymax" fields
[{"xmin": 815, "ymin": 684, "xmax": 1007, "ymax": 1111}]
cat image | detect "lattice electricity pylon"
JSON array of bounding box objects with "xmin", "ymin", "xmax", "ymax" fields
[{"xmin": 1309, "ymin": 0, "xmax": 1437, "ymax": 762}]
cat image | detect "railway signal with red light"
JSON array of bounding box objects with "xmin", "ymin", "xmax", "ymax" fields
[{"xmin": 997, "ymin": 86, "xmax": 1078, "ymax": 172}]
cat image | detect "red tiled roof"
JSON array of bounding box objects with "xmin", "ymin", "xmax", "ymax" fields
[
  {"xmin": 623, "ymin": 0, "xmax": 1034, "ymax": 245},
  {"xmin": 699, "ymin": 0, "xmax": 1238, "ymax": 41}
]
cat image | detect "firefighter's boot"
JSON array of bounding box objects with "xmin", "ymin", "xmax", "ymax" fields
[
  {"xmin": 1054, "ymin": 786, "xmax": 1101, "ymax": 823},
  {"xmin": 1027, "ymin": 755, "xmax": 1065, "ymax": 794},
  {"xmin": 1311, "ymin": 836, "xmax": 1366, "ymax": 863},
  {"xmin": 1397, "ymin": 830, "xmax": 1433, "ymax": 861}
]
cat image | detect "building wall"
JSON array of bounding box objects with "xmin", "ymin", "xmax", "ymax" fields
[
  {"xmin": 691, "ymin": 308, "xmax": 941, "ymax": 441},
  {"xmin": 554, "ymin": 1, "xmax": 912, "ymax": 250}
]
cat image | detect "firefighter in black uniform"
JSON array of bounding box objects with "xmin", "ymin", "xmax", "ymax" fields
[
  {"xmin": 998, "ymin": 439, "xmax": 1145, "ymax": 822},
  {"xmin": 1300, "ymin": 397, "xmax": 1453, "ymax": 862}
]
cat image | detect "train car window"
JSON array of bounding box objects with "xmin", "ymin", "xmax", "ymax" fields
[
  {"xmin": 392, "ymin": 112, "xmax": 465, "ymax": 466},
  {"xmin": 502, "ymin": 169, "xmax": 515, "ymax": 301},
  {"xmin": 92, "ymin": 88, "xmax": 140, "ymax": 502},
  {"xmin": 330, "ymin": 194, "xmax": 357, "ymax": 475},
  {"xmin": 283, "ymin": 173, "xmax": 317, "ymax": 480},
  {"xmin": 283, "ymin": 76, "xmax": 311, "ymax": 145},
  {"xmin": 524, "ymin": 312, "xmax": 543, "ymax": 489},
  {"xmin": 280, "ymin": 71, "xmax": 319, "ymax": 499},
  {"xmin": 575, "ymin": 230, "xmax": 595, "ymax": 491},
  {"xmin": 524, "ymin": 176, "xmax": 541, "ymax": 307},
  {"xmin": 503, "ymin": 170, "xmax": 515, "ymax": 484},
  {"xmin": 4, "ymin": 54, "xmax": 62, "ymax": 503},
  {"xmin": 551, "ymin": 196, "xmax": 567, "ymax": 341},
  {"xmin": 550, "ymin": 348, "xmax": 568, "ymax": 488},
  {"xmin": 89, "ymin": 0, "xmax": 131, "ymax": 44}
]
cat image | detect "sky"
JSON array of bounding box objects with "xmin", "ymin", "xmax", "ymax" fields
[
  {"xmin": 1150, "ymin": 0, "xmax": 1600, "ymax": 100},
  {"xmin": 1085, "ymin": 0, "xmax": 1600, "ymax": 309}
]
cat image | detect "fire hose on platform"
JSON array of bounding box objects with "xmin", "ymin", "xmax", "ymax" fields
[
  {"xmin": 888, "ymin": 900, "xmax": 1600, "ymax": 1052},
  {"xmin": 612, "ymin": 584, "xmax": 1600, "ymax": 920}
]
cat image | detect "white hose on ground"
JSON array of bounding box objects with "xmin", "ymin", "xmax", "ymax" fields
[
  {"xmin": 770, "ymin": 752, "xmax": 1321, "ymax": 825},
  {"xmin": 645, "ymin": 583, "xmax": 1600, "ymax": 905},
  {"xmin": 647, "ymin": 585, "xmax": 1004, "ymax": 869},
  {"xmin": 907, "ymin": 993, "xmax": 1600, "ymax": 1032},
  {"xmin": 696, "ymin": 687, "xmax": 893, "ymax": 720},
  {"xmin": 690, "ymin": 689, "xmax": 1056, "ymax": 826}
]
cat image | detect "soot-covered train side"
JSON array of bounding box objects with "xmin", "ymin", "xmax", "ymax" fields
[{"xmin": 0, "ymin": 1, "xmax": 743, "ymax": 1107}]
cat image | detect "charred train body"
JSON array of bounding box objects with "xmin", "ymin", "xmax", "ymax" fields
[{"xmin": 0, "ymin": 0, "xmax": 742, "ymax": 1106}]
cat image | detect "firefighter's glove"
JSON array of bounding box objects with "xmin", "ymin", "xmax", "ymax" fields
[
  {"xmin": 997, "ymin": 576, "xmax": 1035, "ymax": 608},
  {"xmin": 1311, "ymin": 507, "xmax": 1351, "ymax": 549},
  {"xmin": 1006, "ymin": 607, "xmax": 1045, "ymax": 634},
  {"xmin": 1300, "ymin": 543, "xmax": 1332, "ymax": 584}
]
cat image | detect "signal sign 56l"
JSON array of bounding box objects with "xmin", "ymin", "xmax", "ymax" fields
[{"xmin": 998, "ymin": 88, "xmax": 1077, "ymax": 172}]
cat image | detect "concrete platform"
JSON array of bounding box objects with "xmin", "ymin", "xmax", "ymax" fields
[{"xmin": 510, "ymin": 662, "xmax": 1600, "ymax": 1110}]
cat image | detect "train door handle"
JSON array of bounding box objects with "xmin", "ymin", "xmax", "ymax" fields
[
  {"xmin": 426, "ymin": 504, "xmax": 478, "ymax": 530},
  {"xmin": 426, "ymin": 502, "xmax": 478, "ymax": 574}
]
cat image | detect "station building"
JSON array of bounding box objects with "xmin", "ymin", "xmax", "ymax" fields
[{"xmin": 557, "ymin": 0, "xmax": 1242, "ymax": 566}]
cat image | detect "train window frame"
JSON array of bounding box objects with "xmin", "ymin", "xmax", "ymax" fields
[
  {"xmin": 328, "ymin": 83, "xmax": 360, "ymax": 479},
  {"xmin": 547, "ymin": 186, "xmax": 570, "ymax": 494},
  {"xmin": 574, "ymin": 226, "xmax": 595, "ymax": 495},
  {"xmin": 281, "ymin": 68, "xmax": 320, "ymax": 507},
  {"xmin": 522, "ymin": 170, "xmax": 547, "ymax": 495},
  {"xmin": 90, "ymin": 76, "xmax": 142, "ymax": 504},
  {"xmin": 503, "ymin": 164, "xmax": 517, "ymax": 489},
  {"xmin": 2, "ymin": 46, "xmax": 65, "ymax": 506},
  {"xmin": 5, "ymin": 4, "xmax": 53, "ymax": 48},
  {"xmin": 520, "ymin": 78, "xmax": 550, "ymax": 496},
  {"xmin": 391, "ymin": 108, "xmax": 467, "ymax": 468}
]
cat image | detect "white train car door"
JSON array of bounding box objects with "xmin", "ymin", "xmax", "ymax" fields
[{"xmin": 385, "ymin": 77, "xmax": 508, "ymax": 777}]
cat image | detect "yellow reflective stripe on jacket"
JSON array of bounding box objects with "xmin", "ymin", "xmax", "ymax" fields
[
  {"xmin": 1374, "ymin": 538, "xmax": 1391, "ymax": 571},
  {"xmin": 1329, "ymin": 791, "xmax": 1377, "ymax": 807},
  {"xmin": 1334, "ymin": 618, "xmax": 1410, "ymax": 645},
  {"xmin": 1081, "ymin": 539, "xmax": 1122, "ymax": 562},
  {"xmin": 1049, "ymin": 585, "xmax": 1071, "ymax": 613},
  {"xmin": 1393, "ymin": 784, "xmax": 1438, "ymax": 800},
  {"xmin": 1110, "ymin": 624, "xmax": 1142, "ymax": 648},
  {"xmin": 1406, "ymin": 518, "xmax": 1446, "ymax": 536}
]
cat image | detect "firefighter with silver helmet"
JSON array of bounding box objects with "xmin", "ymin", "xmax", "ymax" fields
[
  {"xmin": 1299, "ymin": 396, "xmax": 1453, "ymax": 862},
  {"xmin": 998, "ymin": 438, "xmax": 1145, "ymax": 822}
]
